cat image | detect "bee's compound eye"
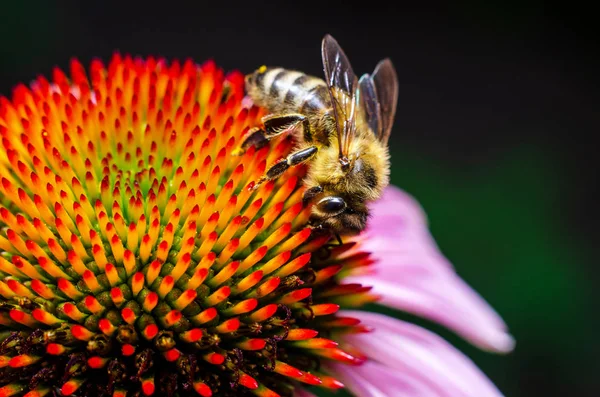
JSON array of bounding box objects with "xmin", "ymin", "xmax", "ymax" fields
[{"xmin": 316, "ymin": 196, "xmax": 346, "ymax": 215}]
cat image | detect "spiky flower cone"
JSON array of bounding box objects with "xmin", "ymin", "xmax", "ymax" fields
[{"xmin": 0, "ymin": 56, "xmax": 375, "ymax": 397}]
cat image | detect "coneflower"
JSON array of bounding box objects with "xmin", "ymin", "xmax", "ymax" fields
[{"xmin": 0, "ymin": 55, "xmax": 513, "ymax": 397}]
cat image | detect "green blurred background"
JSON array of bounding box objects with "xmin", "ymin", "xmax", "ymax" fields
[{"xmin": 1, "ymin": 1, "xmax": 597, "ymax": 396}]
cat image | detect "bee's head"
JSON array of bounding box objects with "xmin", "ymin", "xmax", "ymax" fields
[{"xmin": 309, "ymin": 195, "xmax": 368, "ymax": 236}]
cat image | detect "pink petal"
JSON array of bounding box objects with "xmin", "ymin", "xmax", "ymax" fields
[
  {"xmin": 336, "ymin": 311, "xmax": 505, "ymax": 397},
  {"xmin": 350, "ymin": 186, "xmax": 515, "ymax": 352},
  {"xmin": 328, "ymin": 360, "xmax": 440, "ymax": 397}
]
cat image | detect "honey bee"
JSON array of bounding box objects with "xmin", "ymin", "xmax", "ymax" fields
[{"xmin": 241, "ymin": 34, "xmax": 398, "ymax": 235}]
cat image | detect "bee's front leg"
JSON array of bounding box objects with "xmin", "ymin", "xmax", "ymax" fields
[
  {"xmin": 302, "ymin": 185, "xmax": 323, "ymax": 207},
  {"xmin": 233, "ymin": 113, "xmax": 311, "ymax": 156},
  {"xmin": 251, "ymin": 146, "xmax": 318, "ymax": 189}
]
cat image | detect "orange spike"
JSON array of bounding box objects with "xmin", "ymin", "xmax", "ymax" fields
[
  {"xmin": 262, "ymin": 222, "xmax": 291, "ymax": 249},
  {"xmin": 109, "ymin": 233, "xmax": 125, "ymax": 264},
  {"xmin": 139, "ymin": 234, "xmax": 152, "ymax": 263},
  {"xmin": 311, "ymin": 303, "xmax": 340, "ymax": 316},
  {"xmin": 179, "ymin": 328, "xmax": 203, "ymax": 343},
  {"xmin": 285, "ymin": 329, "xmax": 319, "ymax": 341},
  {"xmin": 270, "ymin": 176, "xmax": 297, "ymax": 205},
  {"xmin": 6, "ymin": 229, "xmax": 32, "ymax": 258},
  {"xmin": 141, "ymin": 378, "xmax": 155, "ymax": 396},
  {"xmin": 203, "ymin": 286, "xmax": 230, "ymax": 307},
  {"xmin": 0, "ymin": 256, "xmax": 22, "ymax": 278},
  {"xmin": 12, "ymin": 256, "xmax": 47, "ymax": 281},
  {"xmin": 142, "ymin": 323, "xmax": 159, "ymax": 340},
  {"xmin": 57, "ymin": 278, "xmax": 84, "ymax": 300},
  {"xmin": 70, "ymin": 233, "xmax": 89, "ymax": 260},
  {"xmin": 164, "ymin": 348, "xmax": 181, "ymax": 362},
  {"xmin": 30, "ymin": 279, "xmax": 56, "ymax": 300},
  {"xmin": 6, "ymin": 279, "xmax": 35, "ymax": 299},
  {"xmin": 123, "ymin": 249, "xmax": 136, "ymax": 276},
  {"xmin": 92, "ymin": 243, "xmax": 109, "ymax": 271},
  {"xmin": 247, "ymin": 304, "xmax": 278, "ymax": 323},
  {"xmin": 70, "ymin": 325, "xmax": 95, "ymax": 341},
  {"xmin": 9, "ymin": 354, "xmax": 41, "ymax": 368},
  {"xmin": 291, "ymin": 338, "xmax": 338, "ymax": 349},
  {"xmin": 171, "ymin": 252, "xmax": 192, "ymax": 282},
  {"xmin": 207, "ymin": 261, "xmax": 239, "ymax": 287},
  {"xmin": 231, "ymin": 270, "xmax": 263, "ymax": 295},
  {"xmin": 110, "ymin": 286, "xmax": 125, "ymax": 307},
  {"xmin": 273, "ymin": 361, "xmax": 303, "ymax": 378},
  {"xmin": 172, "ymin": 289, "xmax": 197, "ymax": 311},
  {"xmin": 67, "ymin": 250, "xmax": 88, "ymax": 276},
  {"xmin": 240, "ymin": 198, "xmax": 262, "ymax": 223},
  {"xmin": 191, "ymin": 307, "xmax": 217, "ymax": 325},
  {"xmin": 203, "ymin": 352, "xmax": 225, "ymax": 365},
  {"xmin": 261, "ymin": 202, "xmax": 284, "ymax": 231},
  {"xmin": 146, "ymin": 259, "xmax": 162, "ymax": 285},
  {"xmin": 271, "ymin": 202, "xmax": 303, "ymax": 230},
  {"xmin": 237, "ymin": 217, "xmax": 264, "ymax": 253},
  {"xmin": 105, "ymin": 263, "xmax": 121, "ymax": 286},
  {"xmin": 236, "ymin": 338, "xmax": 267, "ymax": 351},
  {"xmin": 314, "ymin": 265, "xmax": 343, "ymax": 284},
  {"xmin": 32, "ymin": 308, "xmax": 63, "ymax": 326},
  {"xmin": 195, "ymin": 231, "xmax": 217, "ymax": 259},
  {"xmin": 61, "ymin": 378, "xmax": 84, "ymax": 396},
  {"xmin": 99, "ymin": 318, "xmax": 116, "ymax": 336},
  {"xmin": 214, "ymin": 215, "xmax": 241, "ymax": 250},
  {"xmin": 277, "ymin": 288, "xmax": 312, "ymax": 304},
  {"xmin": 185, "ymin": 267, "xmax": 209, "ymax": 290},
  {"xmin": 121, "ymin": 343, "xmax": 135, "ymax": 357},
  {"xmin": 131, "ymin": 272, "xmax": 144, "ymax": 296},
  {"xmin": 121, "ymin": 308, "xmax": 137, "ymax": 325},
  {"xmin": 127, "ymin": 222, "xmax": 139, "ymax": 252},
  {"xmin": 248, "ymin": 277, "xmax": 280, "ymax": 299},
  {"xmin": 162, "ymin": 310, "xmax": 182, "ymax": 328},
  {"xmin": 47, "ymin": 343, "xmax": 68, "ymax": 355},
  {"xmin": 215, "ymin": 238, "xmax": 239, "ymax": 267},
  {"xmin": 273, "ymin": 252, "xmax": 311, "ymax": 278},
  {"xmin": 271, "ymin": 228, "xmax": 311, "ymax": 256},
  {"xmin": 199, "ymin": 211, "xmax": 219, "ymax": 238},
  {"xmin": 310, "ymin": 347, "xmax": 366, "ymax": 365},
  {"xmin": 142, "ymin": 292, "xmax": 159, "ymax": 312},
  {"xmin": 193, "ymin": 381, "xmax": 212, "ymax": 397},
  {"xmin": 260, "ymin": 251, "xmax": 291, "ymax": 275},
  {"xmin": 84, "ymin": 295, "xmax": 105, "ymax": 314},
  {"xmin": 61, "ymin": 302, "xmax": 87, "ymax": 322},
  {"xmin": 216, "ymin": 195, "xmax": 237, "ymax": 229},
  {"xmin": 238, "ymin": 373, "xmax": 258, "ymax": 390},
  {"xmin": 157, "ymin": 276, "xmax": 175, "ymax": 298}
]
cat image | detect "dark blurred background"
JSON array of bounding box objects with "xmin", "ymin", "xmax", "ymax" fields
[{"xmin": 1, "ymin": 1, "xmax": 597, "ymax": 395}]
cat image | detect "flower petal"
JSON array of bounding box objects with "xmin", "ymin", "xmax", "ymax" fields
[
  {"xmin": 350, "ymin": 186, "xmax": 515, "ymax": 352},
  {"xmin": 329, "ymin": 360, "xmax": 440, "ymax": 397},
  {"xmin": 337, "ymin": 311, "xmax": 505, "ymax": 397}
]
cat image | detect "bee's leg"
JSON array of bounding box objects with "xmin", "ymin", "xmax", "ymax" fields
[
  {"xmin": 262, "ymin": 113, "xmax": 312, "ymax": 142},
  {"xmin": 252, "ymin": 145, "xmax": 318, "ymax": 189},
  {"xmin": 302, "ymin": 185, "xmax": 323, "ymax": 207},
  {"xmin": 334, "ymin": 232, "xmax": 343, "ymax": 245},
  {"xmin": 233, "ymin": 113, "xmax": 311, "ymax": 156},
  {"xmin": 232, "ymin": 127, "xmax": 268, "ymax": 156}
]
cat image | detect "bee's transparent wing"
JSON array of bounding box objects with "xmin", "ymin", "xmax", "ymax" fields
[
  {"xmin": 358, "ymin": 73, "xmax": 382, "ymax": 139},
  {"xmin": 321, "ymin": 34, "xmax": 358, "ymax": 159},
  {"xmin": 371, "ymin": 58, "xmax": 398, "ymax": 145}
]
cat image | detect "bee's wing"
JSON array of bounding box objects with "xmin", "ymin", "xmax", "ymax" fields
[
  {"xmin": 321, "ymin": 34, "xmax": 359, "ymax": 159},
  {"xmin": 371, "ymin": 58, "xmax": 398, "ymax": 145},
  {"xmin": 358, "ymin": 73, "xmax": 383, "ymax": 139}
]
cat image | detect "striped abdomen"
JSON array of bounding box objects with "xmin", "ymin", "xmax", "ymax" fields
[{"xmin": 245, "ymin": 67, "xmax": 331, "ymax": 116}]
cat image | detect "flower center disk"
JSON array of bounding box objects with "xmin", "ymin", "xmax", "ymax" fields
[{"xmin": 0, "ymin": 56, "xmax": 372, "ymax": 397}]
